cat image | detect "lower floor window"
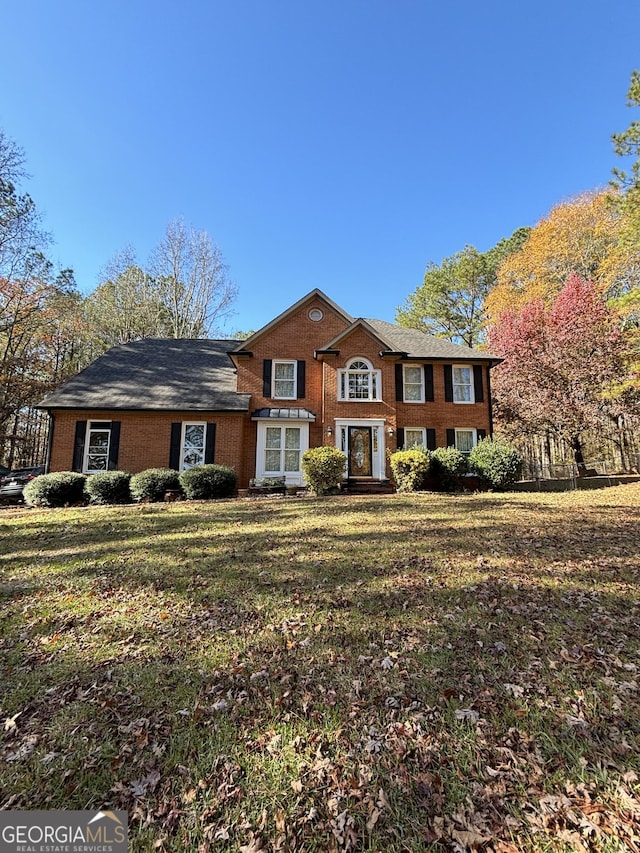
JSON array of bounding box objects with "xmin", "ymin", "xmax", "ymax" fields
[
  {"xmin": 263, "ymin": 425, "xmax": 303, "ymax": 474},
  {"xmin": 455, "ymin": 428, "xmax": 477, "ymax": 454},
  {"xmin": 404, "ymin": 428, "xmax": 426, "ymax": 449},
  {"xmin": 181, "ymin": 423, "xmax": 206, "ymax": 469},
  {"xmin": 84, "ymin": 422, "xmax": 111, "ymax": 472}
]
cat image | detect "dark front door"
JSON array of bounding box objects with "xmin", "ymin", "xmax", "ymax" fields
[{"xmin": 348, "ymin": 426, "xmax": 372, "ymax": 476}]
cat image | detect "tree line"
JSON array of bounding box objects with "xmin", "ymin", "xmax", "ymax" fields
[
  {"xmin": 397, "ymin": 71, "xmax": 640, "ymax": 474},
  {"xmin": 2, "ymin": 71, "xmax": 639, "ymax": 472},
  {"xmin": 0, "ymin": 129, "xmax": 237, "ymax": 466}
]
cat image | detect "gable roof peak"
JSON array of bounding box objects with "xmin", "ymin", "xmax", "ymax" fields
[{"xmin": 232, "ymin": 289, "xmax": 353, "ymax": 351}]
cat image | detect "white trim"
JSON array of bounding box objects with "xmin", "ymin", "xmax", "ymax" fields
[
  {"xmin": 272, "ymin": 359, "xmax": 297, "ymax": 400},
  {"xmin": 338, "ymin": 357, "xmax": 382, "ymax": 402},
  {"xmin": 256, "ymin": 420, "xmax": 309, "ymax": 485},
  {"xmin": 452, "ymin": 364, "xmax": 474, "ymax": 404},
  {"xmin": 403, "ymin": 364, "xmax": 425, "ymax": 403},
  {"xmin": 403, "ymin": 427, "xmax": 427, "ymax": 449},
  {"xmin": 83, "ymin": 421, "xmax": 111, "ymax": 473},
  {"xmin": 180, "ymin": 421, "xmax": 207, "ymax": 470},
  {"xmin": 333, "ymin": 418, "xmax": 387, "ymax": 479},
  {"xmin": 454, "ymin": 427, "xmax": 477, "ymax": 454}
]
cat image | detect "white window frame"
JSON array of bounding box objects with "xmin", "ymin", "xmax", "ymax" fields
[
  {"xmin": 403, "ymin": 427, "xmax": 427, "ymax": 449},
  {"xmin": 453, "ymin": 364, "xmax": 474, "ymax": 404},
  {"xmin": 403, "ymin": 365, "xmax": 425, "ymax": 403},
  {"xmin": 256, "ymin": 421, "xmax": 310, "ymax": 484},
  {"xmin": 180, "ymin": 422, "xmax": 207, "ymax": 471},
  {"xmin": 454, "ymin": 428, "xmax": 477, "ymax": 454},
  {"xmin": 338, "ymin": 357, "xmax": 382, "ymax": 402},
  {"xmin": 272, "ymin": 360, "xmax": 297, "ymax": 400},
  {"xmin": 83, "ymin": 421, "xmax": 111, "ymax": 473}
]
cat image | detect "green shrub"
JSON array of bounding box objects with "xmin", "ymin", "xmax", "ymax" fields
[
  {"xmin": 390, "ymin": 448, "xmax": 432, "ymax": 492},
  {"xmin": 301, "ymin": 446, "xmax": 347, "ymax": 495},
  {"xmin": 129, "ymin": 468, "xmax": 182, "ymax": 502},
  {"xmin": 23, "ymin": 472, "xmax": 87, "ymax": 507},
  {"xmin": 179, "ymin": 464, "xmax": 237, "ymax": 499},
  {"xmin": 431, "ymin": 446, "xmax": 468, "ymax": 491},
  {"xmin": 469, "ymin": 437, "xmax": 523, "ymax": 490},
  {"xmin": 85, "ymin": 470, "xmax": 132, "ymax": 504}
]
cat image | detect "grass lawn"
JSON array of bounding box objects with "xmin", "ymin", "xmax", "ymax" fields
[{"xmin": 1, "ymin": 485, "xmax": 639, "ymax": 852}]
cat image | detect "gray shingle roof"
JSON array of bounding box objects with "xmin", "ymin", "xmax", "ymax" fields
[
  {"xmin": 38, "ymin": 339, "xmax": 251, "ymax": 412},
  {"xmin": 364, "ymin": 318, "xmax": 498, "ymax": 361}
]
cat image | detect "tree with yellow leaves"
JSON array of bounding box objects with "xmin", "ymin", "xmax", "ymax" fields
[{"xmin": 484, "ymin": 190, "xmax": 636, "ymax": 324}]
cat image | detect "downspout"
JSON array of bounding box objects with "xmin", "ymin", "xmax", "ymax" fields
[
  {"xmin": 486, "ymin": 363, "xmax": 494, "ymax": 437},
  {"xmin": 44, "ymin": 410, "xmax": 55, "ymax": 473}
]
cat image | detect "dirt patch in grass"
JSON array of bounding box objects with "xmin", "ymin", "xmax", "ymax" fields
[{"xmin": 1, "ymin": 486, "xmax": 639, "ymax": 851}]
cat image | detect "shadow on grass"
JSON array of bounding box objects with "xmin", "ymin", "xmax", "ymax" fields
[{"xmin": 1, "ymin": 491, "xmax": 639, "ymax": 849}]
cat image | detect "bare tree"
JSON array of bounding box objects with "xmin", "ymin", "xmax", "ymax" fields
[{"xmin": 150, "ymin": 219, "xmax": 237, "ymax": 338}]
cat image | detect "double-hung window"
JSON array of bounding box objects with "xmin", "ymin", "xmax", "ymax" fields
[
  {"xmin": 455, "ymin": 428, "xmax": 476, "ymax": 454},
  {"xmin": 403, "ymin": 366, "xmax": 424, "ymax": 403},
  {"xmin": 404, "ymin": 428, "xmax": 426, "ymax": 449},
  {"xmin": 84, "ymin": 422, "xmax": 111, "ymax": 473},
  {"xmin": 264, "ymin": 426, "xmax": 302, "ymax": 474},
  {"xmin": 339, "ymin": 358, "xmax": 381, "ymax": 401},
  {"xmin": 453, "ymin": 365, "xmax": 474, "ymax": 403},
  {"xmin": 273, "ymin": 361, "xmax": 296, "ymax": 399}
]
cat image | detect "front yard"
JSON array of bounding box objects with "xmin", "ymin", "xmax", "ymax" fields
[{"xmin": 1, "ymin": 486, "xmax": 639, "ymax": 851}]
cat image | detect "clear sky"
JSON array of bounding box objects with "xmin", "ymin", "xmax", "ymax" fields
[{"xmin": 3, "ymin": 0, "xmax": 639, "ymax": 334}]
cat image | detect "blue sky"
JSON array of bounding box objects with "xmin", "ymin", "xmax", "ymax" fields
[{"xmin": 3, "ymin": 1, "xmax": 639, "ymax": 334}]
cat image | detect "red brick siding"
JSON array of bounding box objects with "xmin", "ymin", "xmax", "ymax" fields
[{"xmin": 48, "ymin": 409, "xmax": 247, "ymax": 479}]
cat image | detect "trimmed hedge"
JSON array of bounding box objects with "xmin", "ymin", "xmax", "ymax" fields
[
  {"xmin": 85, "ymin": 470, "xmax": 132, "ymax": 504},
  {"xmin": 301, "ymin": 446, "xmax": 347, "ymax": 495},
  {"xmin": 469, "ymin": 437, "xmax": 523, "ymax": 491},
  {"xmin": 129, "ymin": 468, "xmax": 182, "ymax": 502},
  {"xmin": 390, "ymin": 448, "xmax": 432, "ymax": 492},
  {"xmin": 179, "ymin": 464, "xmax": 237, "ymax": 500},
  {"xmin": 431, "ymin": 446, "xmax": 468, "ymax": 491},
  {"xmin": 23, "ymin": 472, "xmax": 87, "ymax": 508}
]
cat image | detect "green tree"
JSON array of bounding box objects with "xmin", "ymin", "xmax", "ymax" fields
[
  {"xmin": 397, "ymin": 229, "xmax": 528, "ymax": 347},
  {"xmin": 612, "ymin": 69, "xmax": 640, "ymax": 247}
]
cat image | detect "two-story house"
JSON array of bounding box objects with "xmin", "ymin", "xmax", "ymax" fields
[{"xmin": 39, "ymin": 289, "xmax": 500, "ymax": 488}]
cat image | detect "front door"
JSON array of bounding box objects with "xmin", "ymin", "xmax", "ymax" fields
[{"xmin": 348, "ymin": 426, "xmax": 372, "ymax": 476}]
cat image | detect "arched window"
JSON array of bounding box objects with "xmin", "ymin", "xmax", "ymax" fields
[{"xmin": 338, "ymin": 358, "xmax": 381, "ymax": 401}]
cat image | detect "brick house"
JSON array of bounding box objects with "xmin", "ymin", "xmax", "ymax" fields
[{"xmin": 38, "ymin": 289, "xmax": 500, "ymax": 488}]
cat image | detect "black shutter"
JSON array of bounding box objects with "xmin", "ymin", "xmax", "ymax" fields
[
  {"xmin": 396, "ymin": 427, "xmax": 404, "ymax": 448},
  {"xmin": 395, "ymin": 364, "xmax": 404, "ymax": 401},
  {"xmin": 426, "ymin": 428, "xmax": 436, "ymax": 451},
  {"xmin": 169, "ymin": 422, "xmax": 182, "ymax": 470},
  {"xmin": 108, "ymin": 421, "xmax": 121, "ymax": 469},
  {"xmin": 72, "ymin": 421, "xmax": 87, "ymax": 472},
  {"xmin": 473, "ymin": 365, "xmax": 484, "ymax": 403},
  {"xmin": 297, "ymin": 360, "xmax": 306, "ymax": 399},
  {"xmin": 205, "ymin": 422, "xmax": 216, "ymax": 464},
  {"xmin": 477, "ymin": 428, "xmax": 487, "ymax": 441},
  {"xmin": 444, "ymin": 365, "xmax": 453, "ymax": 402},
  {"xmin": 424, "ymin": 364, "xmax": 434, "ymax": 402},
  {"xmin": 263, "ymin": 360, "xmax": 273, "ymax": 397},
  {"xmin": 446, "ymin": 428, "xmax": 455, "ymax": 447}
]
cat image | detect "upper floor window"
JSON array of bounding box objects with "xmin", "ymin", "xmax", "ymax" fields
[
  {"xmin": 403, "ymin": 365, "xmax": 424, "ymax": 403},
  {"xmin": 338, "ymin": 358, "xmax": 381, "ymax": 401},
  {"xmin": 273, "ymin": 360, "xmax": 296, "ymax": 399},
  {"xmin": 453, "ymin": 365, "xmax": 474, "ymax": 403}
]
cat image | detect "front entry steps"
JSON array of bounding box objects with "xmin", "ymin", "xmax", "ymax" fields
[{"xmin": 345, "ymin": 477, "xmax": 395, "ymax": 495}]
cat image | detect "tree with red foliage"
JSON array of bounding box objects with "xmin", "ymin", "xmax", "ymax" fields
[{"xmin": 488, "ymin": 273, "xmax": 634, "ymax": 471}]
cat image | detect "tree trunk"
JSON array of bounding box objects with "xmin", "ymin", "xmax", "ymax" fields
[{"xmin": 571, "ymin": 435, "xmax": 587, "ymax": 476}]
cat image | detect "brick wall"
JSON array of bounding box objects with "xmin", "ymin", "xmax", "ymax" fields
[{"xmin": 48, "ymin": 409, "xmax": 247, "ymax": 479}]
